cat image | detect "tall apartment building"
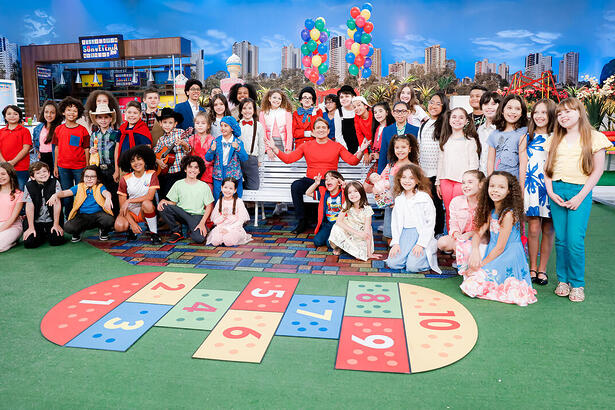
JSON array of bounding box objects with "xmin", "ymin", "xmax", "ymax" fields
[
  {"xmin": 558, "ymin": 51, "xmax": 579, "ymax": 85},
  {"xmin": 190, "ymin": 49, "xmax": 205, "ymax": 83},
  {"xmin": 281, "ymin": 44, "xmax": 302, "ymax": 71},
  {"xmin": 0, "ymin": 36, "xmax": 18, "ymax": 79},
  {"xmin": 329, "ymin": 35, "xmax": 347, "ymax": 80},
  {"xmin": 424, "ymin": 44, "xmax": 446, "ymax": 73},
  {"xmin": 525, "ymin": 53, "xmax": 552, "ymax": 79},
  {"xmin": 371, "ymin": 47, "xmax": 382, "ymax": 78},
  {"xmin": 474, "ymin": 58, "xmax": 497, "ymax": 77},
  {"xmin": 497, "ymin": 63, "xmax": 509, "ymax": 81},
  {"xmin": 232, "ymin": 41, "xmax": 259, "ymax": 77}
]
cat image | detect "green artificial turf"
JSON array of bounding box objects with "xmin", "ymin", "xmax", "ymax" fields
[
  {"xmin": 598, "ymin": 170, "xmax": 615, "ymax": 186},
  {"xmin": 1, "ymin": 204, "xmax": 614, "ymax": 409}
]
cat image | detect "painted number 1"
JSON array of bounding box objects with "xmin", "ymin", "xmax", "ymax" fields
[
  {"xmin": 418, "ymin": 310, "xmax": 460, "ymax": 330},
  {"xmin": 79, "ymin": 299, "xmax": 115, "ymax": 305},
  {"xmin": 251, "ymin": 288, "xmax": 285, "ymax": 298}
]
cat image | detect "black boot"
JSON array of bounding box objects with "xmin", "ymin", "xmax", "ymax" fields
[{"xmin": 291, "ymin": 219, "xmax": 308, "ymax": 234}]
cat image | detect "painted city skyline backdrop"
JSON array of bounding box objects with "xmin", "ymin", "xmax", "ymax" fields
[{"xmin": 0, "ymin": 0, "xmax": 614, "ymax": 80}]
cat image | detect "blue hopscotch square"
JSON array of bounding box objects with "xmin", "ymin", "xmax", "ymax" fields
[
  {"xmin": 276, "ymin": 295, "xmax": 346, "ymax": 339},
  {"xmin": 65, "ymin": 302, "xmax": 172, "ymax": 352}
]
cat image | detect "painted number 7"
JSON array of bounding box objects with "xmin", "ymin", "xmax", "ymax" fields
[
  {"xmin": 296, "ymin": 308, "xmax": 333, "ymax": 321},
  {"xmin": 251, "ymin": 288, "xmax": 285, "ymax": 298}
]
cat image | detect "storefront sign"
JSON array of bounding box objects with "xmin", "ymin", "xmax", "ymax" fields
[
  {"xmin": 36, "ymin": 66, "xmax": 52, "ymax": 79},
  {"xmin": 79, "ymin": 35, "xmax": 124, "ymax": 60}
]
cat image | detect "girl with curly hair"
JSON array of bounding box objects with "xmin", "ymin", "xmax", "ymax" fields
[
  {"xmin": 83, "ymin": 90, "xmax": 122, "ymax": 131},
  {"xmin": 456, "ymin": 171, "xmax": 537, "ymax": 306}
]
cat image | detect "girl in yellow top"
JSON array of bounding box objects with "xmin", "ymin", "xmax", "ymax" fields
[{"xmin": 544, "ymin": 98, "xmax": 611, "ymax": 302}]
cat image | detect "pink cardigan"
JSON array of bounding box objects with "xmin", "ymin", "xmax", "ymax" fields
[
  {"xmin": 259, "ymin": 110, "xmax": 293, "ymax": 152},
  {"xmin": 448, "ymin": 195, "xmax": 477, "ymax": 238}
]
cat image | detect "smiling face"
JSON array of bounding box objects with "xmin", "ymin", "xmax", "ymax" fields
[
  {"xmin": 300, "ymin": 92, "xmax": 314, "ymax": 109},
  {"xmin": 236, "ymin": 86, "xmax": 250, "ymax": 102},
  {"xmin": 160, "ymin": 117, "xmax": 177, "ymax": 134},
  {"xmin": 325, "ymin": 99, "xmax": 337, "ymax": 113},
  {"xmin": 339, "ymin": 92, "xmax": 353, "ymax": 108},
  {"xmin": 4, "ymin": 107, "xmax": 20, "ymax": 125},
  {"xmin": 427, "ymin": 95, "xmax": 443, "ymax": 118},
  {"xmin": 347, "ymin": 184, "xmax": 361, "ymax": 204},
  {"xmin": 43, "ymin": 104, "xmax": 57, "ymax": 124},
  {"xmin": 221, "ymin": 180, "xmax": 236, "ymax": 198},
  {"xmin": 33, "ymin": 167, "xmax": 50, "ymax": 184},
  {"xmin": 532, "ymin": 102, "xmax": 549, "ymax": 129},
  {"xmin": 469, "ymin": 89, "xmax": 485, "ymax": 110},
  {"xmin": 213, "ymin": 99, "xmax": 226, "ymax": 116},
  {"xmin": 241, "ymin": 101, "xmax": 255, "ymax": 119},
  {"xmin": 373, "ymin": 105, "xmax": 387, "ymax": 124},
  {"xmin": 194, "ymin": 115, "xmax": 209, "ymax": 135},
  {"xmin": 130, "ymin": 155, "xmax": 145, "ymax": 173},
  {"xmin": 96, "ymin": 93, "xmax": 109, "ymax": 107},
  {"xmin": 185, "ymin": 161, "xmax": 200, "ymax": 179},
  {"xmin": 488, "ymin": 174, "xmax": 509, "ymax": 204},
  {"xmin": 220, "ymin": 122, "xmax": 233, "ymax": 138},
  {"xmin": 324, "ymin": 173, "xmax": 340, "ymax": 193},
  {"xmin": 399, "ymin": 86, "xmax": 412, "ymax": 104},
  {"xmin": 557, "ymin": 106, "xmax": 581, "ymax": 130},
  {"xmin": 449, "ymin": 108, "xmax": 468, "ymax": 131},
  {"xmin": 95, "ymin": 114, "xmax": 112, "ymax": 130},
  {"xmin": 313, "ymin": 120, "xmax": 329, "ymax": 140},
  {"xmin": 269, "ymin": 92, "xmax": 282, "ymax": 109},
  {"xmin": 503, "ymin": 99, "xmax": 522, "ymax": 125},
  {"xmin": 0, "ymin": 167, "xmax": 9, "ymax": 186},
  {"xmin": 82, "ymin": 169, "xmax": 98, "ymax": 188},
  {"xmin": 394, "ymin": 139, "xmax": 410, "ymax": 162},
  {"xmin": 187, "ymin": 84, "xmax": 202, "ymax": 102},
  {"xmin": 482, "ymin": 98, "xmax": 499, "ymax": 121},
  {"xmin": 352, "ymin": 100, "xmax": 367, "ymax": 117},
  {"xmin": 392, "ymin": 103, "xmax": 408, "ymax": 125},
  {"xmin": 125, "ymin": 106, "xmax": 141, "ymax": 125},
  {"xmin": 144, "ymin": 93, "xmax": 159, "ymax": 110},
  {"xmin": 63, "ymin": 105, "xmax": 79, "ymax": 123},
  {"xmin": 400, "ymin": 169, "xmax": 417, "ymax": 192},
  {"xmin": 461, "ymin": 172, "xmax": 482, "ymax": 197}
]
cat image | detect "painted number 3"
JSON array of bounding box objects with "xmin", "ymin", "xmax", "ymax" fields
[
  {"xmin": 356, "ymin": 293, "xmax": 391, "ymax": 303},
  {"xmin": 103, "ymin": 317, "xmax": 144, "ymax": 330}
]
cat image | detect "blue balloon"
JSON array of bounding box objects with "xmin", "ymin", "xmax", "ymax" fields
[
  {"xmin": 356, "ymin": 27, "xmax": 364, "ymax": 35},
  {"xmin": 317, "ymin": 74, "xmax": 325, "ymax": 85},
  {"xmin": 345, "ymin": 52, "xmax": 355, "ymax": 64},
  {"xmin": 318, "ymin": 43, "xmax": 328, "ymax": 54},
  {"xmin": 362, "ymin": 68, "xmax": 372, "ymax": 78},
  {"xmin": 353, "ymin": 32, "xmax": 362, "ymax": 43},
  {"xmin": 301, "ymin": 29, "xmax": 310, "ymax": 42},
  {"xmin": 362, "ymin": 3, "xmax": 373, "ymax": 12},
  {"xmin": 305, "ymin": 19, "xmax": 315, "ymax": 30},
  {"xmin": 366, "ymin": 45, "xmax": 374, "ymax": 57},
  {"xmin": 364, "ymin": 57, "xmax": 372, "ymax": 68}
]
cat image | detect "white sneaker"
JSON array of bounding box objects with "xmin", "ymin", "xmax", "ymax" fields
[{"xmin": 273, "ymin": 203, "xmax": 287, "ymax": 216}]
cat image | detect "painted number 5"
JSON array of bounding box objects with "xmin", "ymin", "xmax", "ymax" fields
[
  {"xmin": 104, "ymin": 317, "xmax": 144, "ymax": 330},
  {"xmin": 351, "ymin": 334, "xmax": 394, "ymax": 349},
  {"xmin": 251, "ymin": 288, "xmax": 285, "ymax": 298}
]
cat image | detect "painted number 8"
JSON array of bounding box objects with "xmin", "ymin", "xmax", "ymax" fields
[
  {"xmin": 223, "ymin": 326, "xmax": 262, "ymax": 340},
  {"xmin": 356, "ymin": 293, "xmax": 391, "ymax": 303},
  {"xmin": 351, "ymin": 334, "xmax": 394, "ymax": 349}
]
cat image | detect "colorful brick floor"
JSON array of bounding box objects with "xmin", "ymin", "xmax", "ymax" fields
[{"xmin": 86, "ymin": 211, "xmax": 457, "ymax": 279}]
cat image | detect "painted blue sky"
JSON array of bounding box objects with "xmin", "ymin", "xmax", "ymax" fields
[{"xmin": 1, "ymin": 0, "xmax": 614, "ymax": 79}]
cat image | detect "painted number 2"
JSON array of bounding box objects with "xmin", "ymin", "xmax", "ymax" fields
[
  {"xmin": 418, "ymin": 310, "xmax": 460, "ymax": 330},
  {"xmin": 223, "ymin": 326, "xmax": 262, "ymax": 339},
  {"xmin": 356, "ymin": 293, "xmax": 391, "ymax": 303},
  {"xmin": 183, "ymin": 302, "xmax": 216, "ymax": 313},
  {"xmin": 251, "ymin": 288, "xmax": 285, "ymax": 298},
  {"xmin": 152, "ymin": 282, "xmax": 185, "ymax": 291},
  {"xmin": 351, "ymin": 334, "xmax": 394, "ymax": 349}
]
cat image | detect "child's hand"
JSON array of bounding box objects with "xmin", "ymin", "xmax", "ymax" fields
[
  {"xmin": 231, "ymin": 141, "xmax": 239, "ymax": 150},
  {"xmin": 548, "ymin": 191, "xmax": 566, "ymax": 207},
  {"xmin": 565, "ymin": 193, "xmax": 585, "ymax": 210},
  {"xmin": 130, "ymin": 221, "xmax": 142, "ymax": 234},
  {"xmin": 120, "ymin": 201, "xmax": 130, "ymax": 216},
  {"xmin": 359, "ymin": 138, "xmax": 370, "ymax": 152},
  {"xmin": 51, "ymin": 224, "xmax": 64, "ymax": 236},
  {"xmin": 157, "ymin": 199, "xmax": 168, "ymax": 212},
  {"xmin": 23, "ymin": 227, "xmax": 36, "ymax": 240},
  {"xmin": 210, "ymin": 141, "xmax": 217, "ymax": 151},
  {"xmin": 313, "ymin": 173, "xmax": 322, "ymax": 185},
  {"xmin": 411, "ymin": 245, "xmax": 424, "ymax": 257},
  {"xmin": 460, "ymin": 232, "xmax": 473, "ymax": 241},
  {"xmin": 194, "ymin": 222, "xmax": 207, "ymax": 236},
  {"xmin": 436, "ymin": 184, "xmax": 442, "ymax": 199},
  {"xmin": 103, "ymin": 197, "xmax": 113, "ymax": 212},
  {"xmin": 89, "ymin": 146, "xmax": 98, "ymax": 155},
  {"xmin": 53, "ymin": 167, "xmax": 59, "ymax": 178},
  {"xmin": 389, "ymin": 244, "xmax": 401, "ymax": 257},
  {"xmin": 468, "ymin": 251, "xmax": 482, "ymax": 271},
  {"xmin": 362, "ymin": 152, "xmax": 371, "ymax": 164},
  {"xmin": 156, "ymin": 158, "xmax": 167, "ymax": 169},
  {"xmin": 46, "ymin": 193, "xmax": 58, "ymax": 207},
  {"xmin": 113, "ymin": 170, "xmax": 120, "ymax": 182},
  {"xmin": 368, "ymin": 253, "xmax": 382, "ymax": 260}
]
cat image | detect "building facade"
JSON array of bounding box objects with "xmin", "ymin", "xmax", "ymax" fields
[
  {"xmin": 329, "ymin": 35, "xmax": 347, "ymax": 81},
  {"xmin": 281, "ymin": 45, "xmax": 302, "ymax": 71},
  {"xmin": 424, "ymin": 44, "xmax": 446, "ymax": 73},
  {"xmin": 558, "ymin": 51, "xmax": 579, "ymax": 85},
  {"xmin": 0, "ymin": 36, "xmax": 18, "ymax": 80},
  {"xmin": 191, "ymin": 49, "xmax": 205, "ymax": 83},
  {"xmin": 232, "ymin": 41, "xmax": 259, "ymax": 78},
  {"xmin": 525, "ymin": 53, "xmax": 552, "ymax": 79}
]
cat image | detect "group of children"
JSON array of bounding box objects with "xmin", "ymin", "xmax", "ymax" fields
[{"xmin": 0, "ymin": 82, "xmax": 610, "ymax": 307}]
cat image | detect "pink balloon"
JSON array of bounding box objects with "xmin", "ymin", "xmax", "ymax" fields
[
  {"xmin": 355, "ymin": 16, "xmax": 366, "ymax": 28},
  {"xmin": 359, "ymin": 44, "xmax": 369, "ymax": 56},
  {"xmin": 304, "ymin": 69, "xmax": 312, "ymax": 79},
  {"xmin": 354, "ymin": 54, "xmax": 365, "ymax": 67},
  {"xmin": 302, "ymin": 55, "xmax": 312, "ymax": 67},
  {"xmin": 345, "ymin": 39, "xmax": 354, "ymax": 50}
]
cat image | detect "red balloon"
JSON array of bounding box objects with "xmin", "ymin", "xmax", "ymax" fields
[
  {"xmin": 355, "ymin": 16, "xmax": 366, "ymax": 28},
  {"xmin": 310, "ymin": 72, "xmax": 319, "ymax": 83},
  {"xmin": 313, "ymin": 49, "xmax": 318, "ymax": 55},
  {"xmin": 350, "ymin": 6, "xmax": 361, "ymax": 18},
  {"xmin": 321, "ymin": 54, "xmax": 328, "ymax": 63},
  {"xmin": 304, "ymin": 69, "xmax": 312, "ymax": 79},
  {"xmin": 345, "ymin": 39, "xmax": 354, "ymax": 50},
  {"xmin": 364, "ymin": 22, "xmax": 374, "ymax": 33},
  {"xmin": 354, "ymin": 54, "xmax": 365, "ymax": 67}
]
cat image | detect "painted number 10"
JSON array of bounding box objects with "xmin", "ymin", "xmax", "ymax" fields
[{"xmin": 418, "ymin": 310, "xmax": 460, "ymax": 330}]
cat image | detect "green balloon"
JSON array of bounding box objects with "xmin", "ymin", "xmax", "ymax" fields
[
  {"xmin": 318, "ymin": 63, "xmax": 329, "ymax": 74},
  {"xmin": 361, "ymin": 33, "xmax": 372, "ymax": 44},
  {"xmin": 348, "ymin": 64, "xmax": 359, "ymax": 76},
  {"xmin": 307, "ymin": 40, "xmax": 318, "ymax": 52},
  {"xmin": 301, "ymin": 44, "xmax": 310, "ymax": 56},
  {"xmin": 347, "ymin": 19, "xmax": 356, "ymax": 30},
  {"xmin": 315, "ymin": 19, "xmax": 325, "ymax": 31}
]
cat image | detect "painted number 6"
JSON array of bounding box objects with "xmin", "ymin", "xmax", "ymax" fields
[
  {"xmin": 351, "ymin": 334, "xmax": 394, "ymax": 349},
  {"xmin": 251, "ymin": 288, "xmax": 285, "ymax": 298}
]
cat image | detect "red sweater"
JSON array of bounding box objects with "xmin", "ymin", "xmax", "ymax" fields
[
  {"xmin": 292, "ymin": 108, "xmax": 323, "ymax": 146},
  {"xmin": 0, "ymin": 124, "xmax": 32, "ymax": 171},
  {"xmin": 354, "ymin": 111, "xmax": 373, "ymax": 154},
  {"xmin": 276, "ymin": 139, "xmax": 360, "ymax": 179}
]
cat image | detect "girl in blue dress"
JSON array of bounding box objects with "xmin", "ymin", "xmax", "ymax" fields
[
  {"xmin": 518, "ymin": 99, "xmax": 556, "ymax": 286},
  {"xmin": 456, "ymin": 171, "xmax": 537, "ymax": 306}
]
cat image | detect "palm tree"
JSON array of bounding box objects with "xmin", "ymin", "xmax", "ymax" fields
[
  {"xmin": 437, "ymin": 75, "xmax": 455, "ymax": 93},
  {"xmin": 415, "ymin": 84, "xmax": 435, "ymax": 107}
]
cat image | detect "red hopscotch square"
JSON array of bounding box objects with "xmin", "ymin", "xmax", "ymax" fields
[
  {"xmin": 230, "ymin": 277, "xmax": 299, "ymax": 312},
  {"xmin": 336, "ymin": 316, "xmax": 410, "ymax": 373}
]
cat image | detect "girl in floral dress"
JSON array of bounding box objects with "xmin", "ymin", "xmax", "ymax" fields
[
  {"xmin": 456, "ymin": 171, "xmax": 537, "ymax": 306},
  {"xmin": 519, "ymin": 99, "xmax": 556, "ymax": 285}
]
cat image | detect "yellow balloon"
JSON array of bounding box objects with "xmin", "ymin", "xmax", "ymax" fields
[
  {"xmin": 347, "ymin": 28, "xmax": 356, "ymax": 38},
  {"xmin": 310, "ymin": 28, "xmax": 320, "ymax": 41},
  {"xmin": 361, "ymin": 9, "xmax": 371, "ymax": 20},
  {"xmin": 316, "ymin": 17, "xmax": 326, "ymax": 24},
  {"xmin": 351, "ymin": 42, "xmax": 360, "ymax": 56},
  {"xmin": 312, "ymin": 55, "xmax": 322, "ymax": 67}
]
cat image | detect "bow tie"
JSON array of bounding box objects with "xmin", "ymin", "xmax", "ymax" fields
[
  {"xmin": 222, "ymin": 142, "xmax": 232, "ymax": 148},
  {"xmin": 297, "ymin": 106, "xmax": 314, "ymax": 122},
  {"xmin": 242, "ymin": 120, "xmax": 253, "ymax": 126}
]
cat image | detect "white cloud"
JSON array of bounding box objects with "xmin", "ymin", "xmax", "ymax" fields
[
  {"xmin": 184, "ymin": 30, "xmax": 236, "ymax": 56},
  {"xmin": 162, "ymin": 1, "xmax": 192, "ymax": 13},
  {"xmin": 605, "ymin": 10, "xmax": 615, "ymax": 22},
  {"xmin": 391, "ymin": 34, "xmax": 440, "ymax": 62},
  {"xmin": 23, "ymin": 9, "xmax": 57, "ymax": 44},
  {"xmin": 105, "ymin": 23, "xmax": 155, "ymax": 38},
  {"xmin": 259, "ymin": 34, "xmax": 291, "ymax": 73}
]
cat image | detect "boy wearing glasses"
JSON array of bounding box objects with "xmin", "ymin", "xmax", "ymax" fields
[
  {"xmin": 292, "ymin": 87, "xmax": 322, "ymax": 148},
  {"xmin": 174, "ymin": 79, "xmax": 206, "ymax": 130}
]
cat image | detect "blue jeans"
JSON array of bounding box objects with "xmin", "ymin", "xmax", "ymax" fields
[
  {"xmin": 385, "ymin": 227, "xmax": 431, "ymax": 272},
  {"xmin": 16, "ymin": 170, "xmax": 29, "ymax": 190},
  {"xmin": 313, "ymin": 220, "xmax": 334, "ymax": 248},
  {"xmin": 549, "ymin": 181, "xmax": 593, "ymax": 288},
  {"xmin": 58, "ymin": 167, "xmax": 83, "ymax": 215}
]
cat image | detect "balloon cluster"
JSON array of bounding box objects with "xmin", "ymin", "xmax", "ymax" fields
[
  {"xmin": 301, "ymin": 17, "xmax": 330, "ymax": 85},
  {"xmin": 345, "ymin": 3, "xmax": 374, "ymax": 78}
]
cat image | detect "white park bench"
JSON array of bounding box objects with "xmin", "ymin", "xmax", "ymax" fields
[{"xmin": 242, "ymin": 158, "xmax": 375, "ymax": 226}]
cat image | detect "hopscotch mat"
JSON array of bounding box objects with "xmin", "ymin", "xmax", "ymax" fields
[{"xmin": 41, "ymin": 273, "xmax": 477, "ymax": 373}]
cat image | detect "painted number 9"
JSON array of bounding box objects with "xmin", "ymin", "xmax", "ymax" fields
[
  {"xmin": 351, "ymin": 334, "xmax": 394, "ymax": 349},
  {"xmin": 251, "ymin": 288, "xmax": 285, "ymax": 298},
  {"xmin": 223, "ymin": 326, "xmax": 262, "ymax": 340}
]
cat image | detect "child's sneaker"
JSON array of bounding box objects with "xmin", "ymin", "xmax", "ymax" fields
[
  {"xmin": 71, "ymin": 234, "xmax": 81, "ymax": 243},
  {"xmin": 98, "ymin": 229, "xmax": 110, "ymax": 241},
  {"xmin": 151, "ymin": 233, "xmax": 162, "ymax": 245},
  {"xmin": 168, "ymin": 232, "xmax": 185, "ymax": 244},
  {"xmin": 127, "ymin": 231, "xmax": 138, "ymax": 241}
]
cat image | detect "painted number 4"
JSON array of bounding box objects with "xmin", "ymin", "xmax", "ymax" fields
[
  {"xmin": 251, "ymin": 288, "xmax": 285, "ymax": 298},
  {"xmin": 183, "ymin": 302, "xmax": 216, "ymax": 313}
]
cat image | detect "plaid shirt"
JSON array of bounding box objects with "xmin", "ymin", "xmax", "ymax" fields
[
  {"xmin": 142, "ymin": 110, "xmax": 158, "ymax": 130},
  {"xmin": 90, "ymin": 128, "xmax": 119, "ymax": 167},
  {"xmin": 153, "ymin": 128, "xmax": 190, "ymax": 174}
]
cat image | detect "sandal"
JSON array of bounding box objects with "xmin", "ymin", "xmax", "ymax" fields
[
  {"xmin": 536, "ymin": 271, "xmax": 548, "ymax": 286},
  {"xmin": 530, "ymin": 269, "xmax": 538, "ymax": 283},
  {"xmin": 554, "ymin": 282, "xmax": 570, "ymax": 297},
  {"xmin": 569, "ymin": 287, "xmax": 585, "ymax": 302}
]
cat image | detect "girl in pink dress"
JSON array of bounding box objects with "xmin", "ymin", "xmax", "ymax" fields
[
  {"xmin": 207, "ymin": 177, "xmax": 252, "ymax": 246},
  {"xmin": 259, "ymin": 89, "xmax": 293, "ymax": 154},
  {"xmin": 187, "ymin": 112, "xmax": 214, "ymax": 191}
]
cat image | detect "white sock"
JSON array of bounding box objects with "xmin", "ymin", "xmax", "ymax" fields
[{"xmin": 145, "ymin": 217, "xmax": 158, "ymax": 233}]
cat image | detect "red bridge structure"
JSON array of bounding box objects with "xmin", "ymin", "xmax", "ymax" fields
[{"xmin": 507, "ymin": 70, "xmax": 561, "ymax": 102}]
